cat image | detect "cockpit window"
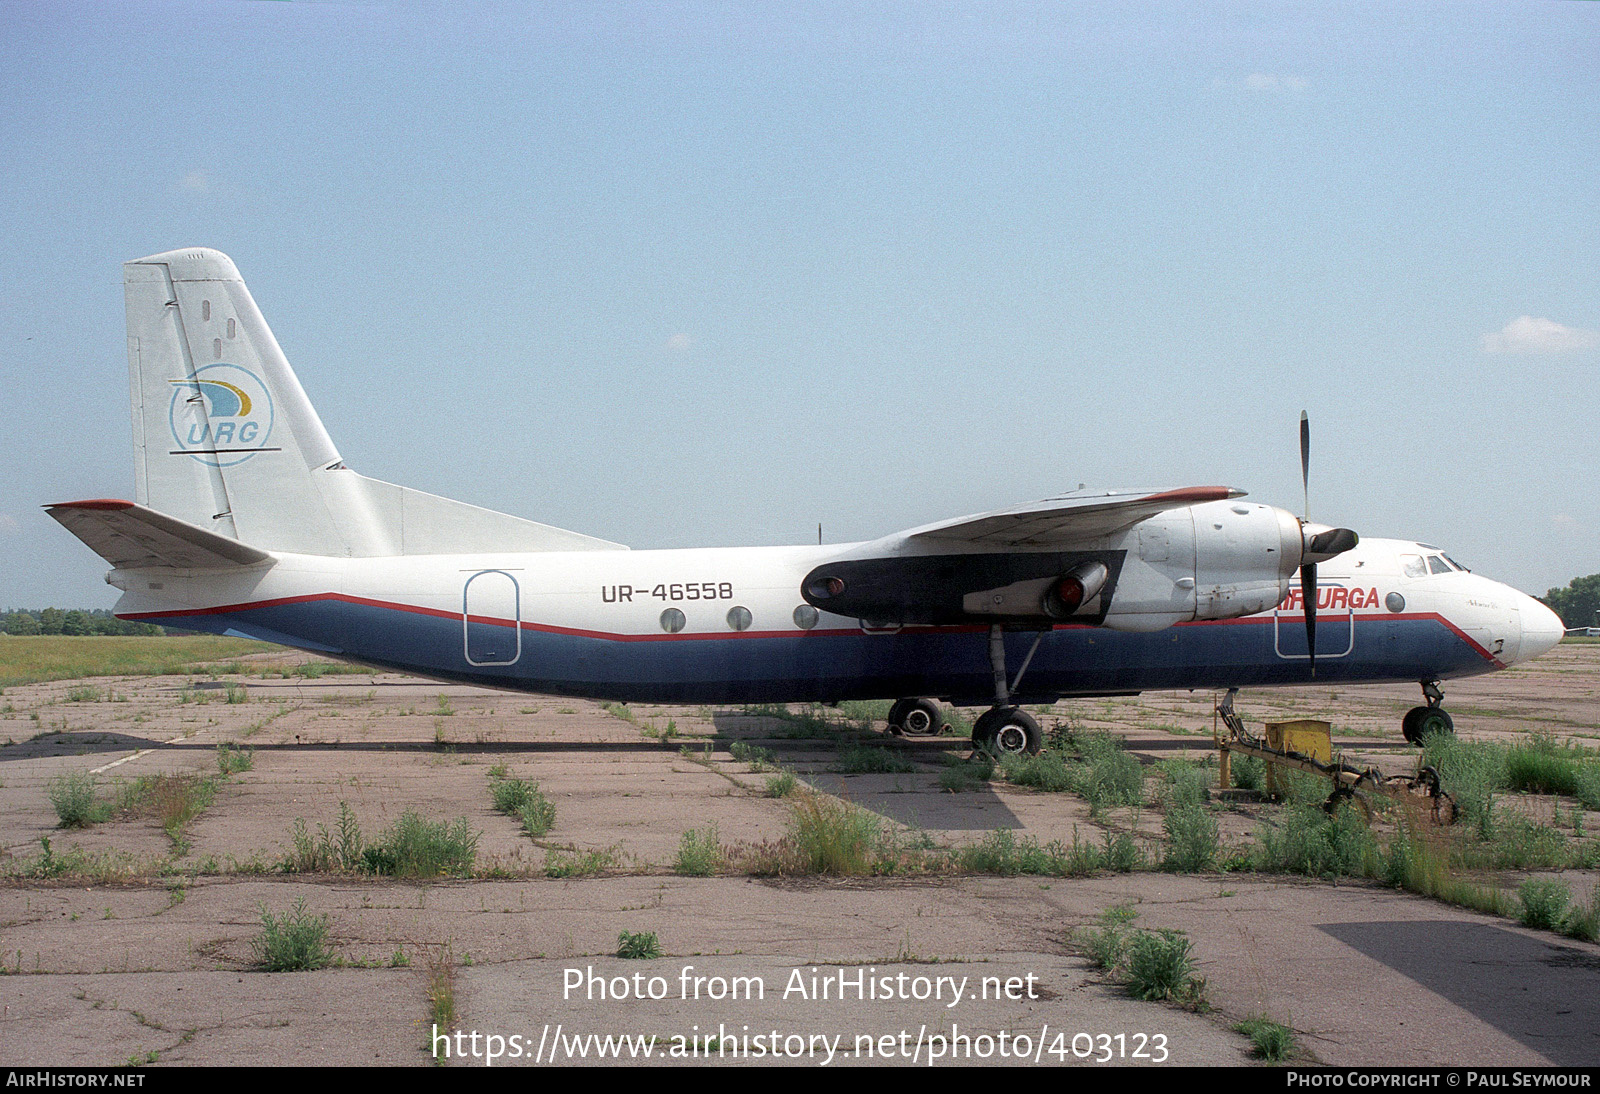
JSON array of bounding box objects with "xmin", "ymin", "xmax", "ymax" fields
[
  {"xmin": 1427, "ymin": 555, "xmax": 1451, "ymax": 575},
  {"xmin": 1443, "ymin": 554, "xmax": 1469, "ymax": 572},
  {"xmin": 1402, "ymin": 555, "xmax": 1426, "ymax": 578}
]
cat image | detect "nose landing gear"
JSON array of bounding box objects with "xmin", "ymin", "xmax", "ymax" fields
[{"xmin": 1401, "ymin": 680, "xmax": 1454, "ymax": 746}]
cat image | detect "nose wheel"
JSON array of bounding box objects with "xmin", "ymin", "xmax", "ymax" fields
[{"xmin": 1401, "ymin": 681, "xmax": 1454, "ymax": 746}]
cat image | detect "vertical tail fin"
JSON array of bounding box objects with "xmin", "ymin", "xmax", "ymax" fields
[
  {"xmin": 125, "ymin": 248, "xmax": 370, "ymax": 554},
  {"xmin": 124, "ymin": 248, "xmax": 624, "ymax": 557}
]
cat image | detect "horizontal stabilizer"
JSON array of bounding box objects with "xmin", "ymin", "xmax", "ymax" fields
[
  {"xmin": 44, "ymin": 500, "xmax": 273, "ymax": 569},
  {"xmin": 903, "ymin": 486, "xmax": 1245, "ymax": 547}
]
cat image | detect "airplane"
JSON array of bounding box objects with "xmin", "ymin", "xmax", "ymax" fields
[{"xmin": 46, "ymin": 248, "xmax": 1566, "ymax": 756}]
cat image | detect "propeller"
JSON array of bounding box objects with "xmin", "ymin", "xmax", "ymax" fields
[{"xmin": 1298, "ymin": 411, "xmax": 1359, "ymax": 675}]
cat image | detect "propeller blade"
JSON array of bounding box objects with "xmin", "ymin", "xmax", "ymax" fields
[
  {"xmin": 1300, "ymin": 410, "xmax": 1311, "ymax": 520},
  {"xmin": 1301, "ymin": 561, "xmax": 1318, "ymax": 676}
]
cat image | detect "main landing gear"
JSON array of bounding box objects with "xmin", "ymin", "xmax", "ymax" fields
[
  {"xmin": 970, "ymin": 625, "xmax": 1045, "ymax": 757},
  {"xmin": 887, "ymin": 697, "xmax": 944, "ymax": 736},
  {"xmin": 1401, "ymin": 680, "xmax": 1454, "ymax": 746}
]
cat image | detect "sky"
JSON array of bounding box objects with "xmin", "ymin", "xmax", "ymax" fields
[{"xmin": 2, "ymin": 0, "xmax": 1597, "ymax": 609}]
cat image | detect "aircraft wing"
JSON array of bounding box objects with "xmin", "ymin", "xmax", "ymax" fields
[
  {"xmin": 899, "ymin": 486, "xmax": 1244, "ymax": 548},
  {"xmin": 45, "ymin": 500, "xmax": 273, "ymax": 569}
]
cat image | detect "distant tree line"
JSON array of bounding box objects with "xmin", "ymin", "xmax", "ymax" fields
[
  {"xmin": 2, "ymin": 608, "xmax": 164, "ymax": 637},
  {"xmin": 1541, "ymin": 574, "xmax": 1600, "ymax": 630}
]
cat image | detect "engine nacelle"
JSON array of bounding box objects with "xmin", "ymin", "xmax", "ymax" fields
[{"xmin": 1099, "ymin": 501, "xmax": 1300, "ymax": 631}]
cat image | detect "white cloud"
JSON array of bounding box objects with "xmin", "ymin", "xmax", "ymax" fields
[
  {"xmin": 1480, "ymin": 316, "xmax": 1600, "ymax": 355},
  {"xmin": 1241, "ymin": 73, "xmax": 1308, "ymax": 92},
  {"xmin": 180, "ymin": 171, "xmax": 210, "ymax": 193},
  {"xmin": 666, "ymin": 333, "xmax": 692, "ymax": 352}
]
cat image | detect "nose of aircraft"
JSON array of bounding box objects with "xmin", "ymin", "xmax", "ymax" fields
[{"xmin": 1516, "ymin": 593, "xmax": 1565, "ymax": 664}]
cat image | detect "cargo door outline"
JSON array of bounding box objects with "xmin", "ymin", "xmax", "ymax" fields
[
  {"xmin": 463, "ymin": 570, "xmax": 521, "ymax": 666},
  {"xmin": 1273, "ymin": 584, "xmax": 1355, "ymax": 660}
]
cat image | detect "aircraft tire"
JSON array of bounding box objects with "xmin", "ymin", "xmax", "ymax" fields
[
  {"xmin": 886, "ymin": 697, "xmax": 917, "ymax": 736},
  {"xmin": 973, "ymin": 707, "xmax": 1041, "ymax": 757},
  {"xmin": 901, "ymin": 698, "xmax": 942, "ymax": 736},
  {"xmin": 1403, "ymin": 705, "xmax": 1454, "ymax": 745}
]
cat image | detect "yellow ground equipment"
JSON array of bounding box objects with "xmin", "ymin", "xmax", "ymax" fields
[{"xmin": 1214, "ymin": 689, "xmax": 1457, "ymax": 824}]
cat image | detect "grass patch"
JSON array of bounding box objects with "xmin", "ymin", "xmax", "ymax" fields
[
  {"xmin": 938, "ymin": 754, "xmax": 994, "ymax": 792},
  {"xmin": 617, "ymin": 930, "xmax": 662, "ymax": 959},
  {"xmin": 0, "ymin": 635, "xmax": 274, "ymax": 688},
  {"xmin": 252, "ymin": 898, "xmax": 333, "ymax": 971},
  {"xmin": 832, "ymin": 744, "xmax": 916, "ymax": 775}
]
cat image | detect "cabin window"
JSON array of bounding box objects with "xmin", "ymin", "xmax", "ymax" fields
[
  {"xmin": 1401, "ymin": 555, "xmax": 1426, "ymax": 578},
  {"xmin": 1427, "ymin": 555, "xmax": 1451, "ymax": 575},
  {"xmin": 202, "ymin": 300, "xmax": 210, "ymax": 321},
  {"xmin": 793, "ymin": 605, "xmax": 819, "ymax": 630},
  {"xmin": 660, "ymin": 608, "xmax": 686, "ymax": 634},
  {"xmin": 1386, "ymin": 592, "xmax": 1405, "ymax": 613},
  {"xmin": 227, "ymin": 318, "xmax": 236, "ymax": 339},
  {"xmin": 726, "ymin": 606, "xmax": 752, "ymax": 631},
  {"xmin": 1443, "ymin": 554, "xmax": 1469, "ymax": 572}
]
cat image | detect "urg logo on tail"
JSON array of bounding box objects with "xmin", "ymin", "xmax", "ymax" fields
[{"xmin": 168, "ymin": 363, "xmax": 276, "ymax": 466}]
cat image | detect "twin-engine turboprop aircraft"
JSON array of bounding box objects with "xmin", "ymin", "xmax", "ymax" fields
[{"xmin": 47, "ymin": 249, "xmax": 1565, "ymax": 754}]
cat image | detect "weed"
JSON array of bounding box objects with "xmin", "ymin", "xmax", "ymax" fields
[
  {"xmin": 427, "ymin": 946, "xmax": 457, "ymax": 1055},
  {"xmin": 252, "ymin": 898, "xmax": 333, "ymax": 971},
  {"xmin": 675, "ymin": 825, "xmax": 722, "ymax": 876},
  {"xmin": 1254, "ymin": 804, "xmax": 1377, "ymax": 879},
  {"xmin": 617, "ymin": 930, "xmax": 662, "ymax": 959},
  {"xmin": 1518, "ymin": 877, "xmax": 1572, "ymax": 931},
  {"xmin": 1560, "ymin": 888, "xmax": 1600, "ymax": 942},
  {"xmin": 1236, "ymin": 1015, "xmax": 1297, "ymax": 1061},
  {"xmin": 1161, "ymin": 805, "xmax": 1219, "ymax": 872},
  {"xmin": 999, "ymin": 751, "xmax": 1077, "ymax": 793},
  {"xmin": 938, "ymin": 755, "xmax": 994, "ymax": 793},
  {"xmin": 286, "ymin": 802, "xmax": 367, "ymax": 873},
  {"xmin": 216, "ymin": 744, "xmax": 254, "ymax": 776},
  {"xmin": 66, "ymin": 686, "xmax": 100, "ymax": 702},
  {"xmin": 729, "ymin": 740, "xmax": 776, "ymax": 770},
  {"xmin": 373, "ymin": 811, "xmax": 479, "ymax": 878},
  {"xmin": 1231, "ymin": 754, "xmax": 1266, "ymax": 791},
  {"xmin": 434, "ymin": 694, "xmax": 455, "ymax": 717},
  {"xmin": 545, "ymin": 847, "xmax": 618, "ymax": 877},
  {"xmin": 789, "ymin": 794, "xmax": 880, "ymax": 875},
  {"xmin": 1124, "ymin": 929, "xmax": 1203, "ymax": 1005},
  {"xmin": 833, "ymin": 744, "xmax": 915, "ymax": 775},
  {"xmin": 764, "ymin": 769, "xmax": 799, "ymax": 798},
  {"xmin": 48, "ymin": 772, "xmax": 111, "ymax": 827}
]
